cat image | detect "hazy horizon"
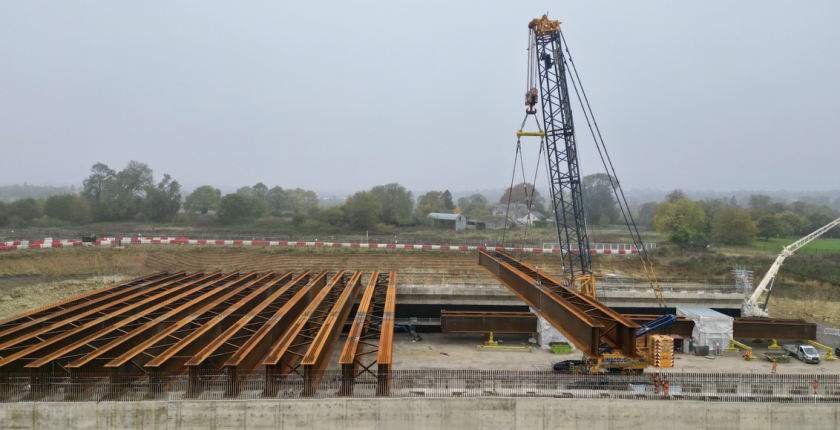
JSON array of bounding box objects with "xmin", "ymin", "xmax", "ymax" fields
[{"xmin": 2, "ymin": 2, "xmax": 839, "ymax": 194}]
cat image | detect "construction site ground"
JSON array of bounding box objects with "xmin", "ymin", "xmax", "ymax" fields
[{"xmin": 1, "ymin": 245, "xmax": 839, "ymax": 376}]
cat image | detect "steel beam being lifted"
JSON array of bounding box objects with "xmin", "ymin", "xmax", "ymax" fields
[{"xmin": 478, "ymin": 250, "xmax": 638, "ymax": 358}]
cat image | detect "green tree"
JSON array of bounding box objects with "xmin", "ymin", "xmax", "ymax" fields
[
  {"xmin": 265, "ymin": 186, "xmax": 287, "ymax": 213},
  {"xmin": 748, "ymin": 194, "xmax": 772, "ymax": 211},
  {"xmin": 184, "ymin": 186, "xmax": 221, "ymax": 214},
  {"xmin": 457, "ymin": 194, "xmax": 490, "ymax": 219},
  {"xmin": 285, "ymin": 188, "xmax": 319, "ymax": 213},
  {"xmin": 44, "ymin": 194, "xmax": 92, "ymax": 224},
  {"xmin": 756, "ymin": 214, "xmax": 783, "ymax": 240},
  {"xmin": 236, "ymin": 186, "xmax": 254, "ymax": 196},
  {"xmin": 217, "ymin": 194, "xmax": 267, "ymax": 224},
  {"xmin": 637, "ymin": 202, "xmax": 659, "ymax": 228},
  {"xmin": 370, "ymin": 183, "xmax": 414, "ymax": 224},
  {"xmin": 415, "ymin": 191, "xmax": 447, "ymax": 218},
  {"xmin": 776, "ymin": 212, "xmax": 804, "ymax": 237},
  {"xmin": 318, "ymin": 206, "xmax": 346, "ymax": 227},
  {"xmin": 498, "ymin": 183, "xmax": 546, "ymax": 214},
  {"xmin": 343, "ymin": 191, "xmax": 381, "ymax": 230},
  {"xmin": 98, "ymin": 161, "xmax": 154, "ymax": 220},
  {"xmin": 0, "ymin": 201, "xmax": 7, "ymax": 226},
  {"xmin": 8, "ymin": 197, "xmax": 40, "ymax": 221},
  {"xmin": 144, "ymin": 174, "xmax": 182, "ymax": 221},
  {"xmin": 712, "ymin": 207, "xmax": 757, "ymax": 245},
  {"xmin": 442, "ymin": 190, "xmax": 455, "ymax": 210},
  {"xmin": 653, "ymin": 198, "xmax": 708, "ymax": 245},
  {"xmin": 81, "ymin": 162, "xmax": 115, "ymax": 201},
  {"xmin": 665, "ymin": 189, "xmax": 686, "ymax": 203},
  {"xmin": 582, "ymin": 174, "xmax": 618, "ymax": 225},
  {"xmin": 252, "ymin": 183, "xmax": 268, "ymax": 200}
]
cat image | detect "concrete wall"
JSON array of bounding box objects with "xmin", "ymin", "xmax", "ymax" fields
[{"xmin": 1, "ymin": 398, "xmax": 837, "ymax": 430}]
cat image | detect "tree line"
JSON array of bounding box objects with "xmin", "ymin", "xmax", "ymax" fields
[{"xmin": 643, "ymin": 190, "xmax": 840, "ymax": 246}]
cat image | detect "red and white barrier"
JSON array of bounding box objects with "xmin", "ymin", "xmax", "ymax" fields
[
  {"xmin": 1, "ymin": 236, "xmax": 637, "ymax": 255},
  {"xmin": 89, "ymin": 237, "xmax": 637, "ymax": 255}
]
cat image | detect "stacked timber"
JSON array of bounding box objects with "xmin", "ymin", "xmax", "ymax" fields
[{"xmin": 648, "ymin": 335, "xmax": 674, "ymax": 368}]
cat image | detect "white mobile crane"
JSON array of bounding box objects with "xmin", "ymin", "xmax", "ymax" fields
[{"xmin": 742, "ymin": 216, "xmax": 840, "ymax": 317}]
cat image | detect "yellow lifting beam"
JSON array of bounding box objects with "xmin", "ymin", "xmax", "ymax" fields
[
  {"xmin": 516, "ymin": 130, "xmax": 545, "ymax": 137},
  {"xmin": 725, "ymin": 339, "xmax": 758, "ymax": 360},
  {"xmin": 808, "ymin": 340, "xmax": 838, "ymax": 361}
]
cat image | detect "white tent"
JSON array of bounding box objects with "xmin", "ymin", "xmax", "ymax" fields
[{"xmin": 677, "ymin": 307, "xmax": 733, "ymax": 353}]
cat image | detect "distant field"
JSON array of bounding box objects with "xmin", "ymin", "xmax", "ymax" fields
[{"xmin": 748, "ymin": 237, "xmax": 840, "ymax": 254}]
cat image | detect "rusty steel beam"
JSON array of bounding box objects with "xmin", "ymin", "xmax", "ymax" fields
[
  {"xmin": 101, "ymin": 272, "xmax": 263, "ymax": 374},
  {"xmin": 299, "ymin": 270, "xmax": 363, "ymax": 396},
  {"xmin": 142, "ymin": 271, "xmax": 286, "ymax": 373},
  {"xmin": 0, "ymin": 271, "xmax": 185, "ymax": 349},
  {"xmin": 0, "ymin": 271, "xmax": 169, "ymax": 333},
  {"xmin": 25, "ymin": 271, "xmax": 233, "ymax": 373},
  {"xmin": 733, "ymin": 317, "xmax": 817, "ymax": 341},
  {"xmin": 221, "ymin": 272, "xmax": 330, "ymax": 395},
  {"xmin": 183, "ymin": 272, "xmax": 326, "ymax": 397},
  {"xmin": 441, "ymin": 311, "xmax": 537, "ymax": 334},
  {"xmin": 0, "ymin": 272, "xmax": 203, "ymax": 372},
  {"xmin": 63, "ymin": 271, "xmax": 248, "ymax": 374},
  {"xmin": 338, "ymin": 271, "xmax": 383, "ymax": 395},
  {"xmin": 478, "ymin": 250, "xmax": 638, "ymax": 358},
  {"xmin": 375, "ymin": 271, "xmax": 396, "ymax": 396},
  {"xmin": 260, "ymin": 272, "xmax": 353, "ymax": 397}
]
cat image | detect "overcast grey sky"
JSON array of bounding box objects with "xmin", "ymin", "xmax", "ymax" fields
[{"xmin": 1, "ymin": 1, "xmax": 838, "ymax": 196}]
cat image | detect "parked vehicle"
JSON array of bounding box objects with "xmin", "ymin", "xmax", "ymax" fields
[{"xmin": 782, "ymin": 344, "xmax": 821, "ymax": 364}]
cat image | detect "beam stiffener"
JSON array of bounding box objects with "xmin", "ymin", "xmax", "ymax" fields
[
  {"xmin": 478, "ymin": 250, "xmax": 637, "ymax": 358},
  {"xmin": 374, "ymin": 271, "xmax": 396, "ymax": 396}
]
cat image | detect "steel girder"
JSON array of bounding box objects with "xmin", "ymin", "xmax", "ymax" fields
[
  {"xmin": 0, "ymin": 271, "xmax": 184, "ymax": 352},
  {"xmin": 0, "ymin": 272, "xmax": 204, "ymax": 372},
  {"xmin": 478, "ymin": 250, "xmax": 637, "ymax": 358},
  {"xmin": 623, "ymin": 314, "xmax": 694, "ymax": 337},
  {"xmin": 441, "ymin": 311, "xmax": 537, "ymax": 334},
  {"xmin": 260, "ymin": 271, "xmax": 362, "ymax": 397},
  {"xmin": 0, "ymin": 271, "xmax": 169, "ymax": 335},
  {"xmin": 733, "ymin": 317, "xmax": 817, "ymax": 341},
  {"xmin": 143, "ymin": 271, "xmax": 293, "ymax": 374},
  {"xmin": 338, "ymin": 271, "xmax": 396, "ymax": 396}
]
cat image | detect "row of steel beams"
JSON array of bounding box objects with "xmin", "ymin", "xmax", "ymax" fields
[
  {"xmin": 260, "ymin": 271, "xmax": 363, "ymax": 397},
  {"xmin": 0, "ymin": 271, "xmax": 170, "ymax": 335},
  {"xmin": 0, "ymin": 271, "xmax": 204, "ymax": 372},
  {"xmin": 478, "ymin": 250, "xmax": 638, "ymax": 358},
  {"xmin": 338, "ymin": 271, "xmax": 397, "ymax": 396},
  {"xmin": 186, "ymin": 271, "xmax": 326, "ymax": 397},
  {"xmin": 0, "ymin": 271, "xmax": 181, "ymax": 350}
]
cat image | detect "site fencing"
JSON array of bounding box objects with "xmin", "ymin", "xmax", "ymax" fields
[{"xmin": 1, "ymin": 370, "xmax": 838, "ymax": 404}]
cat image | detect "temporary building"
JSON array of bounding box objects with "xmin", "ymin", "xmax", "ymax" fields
[
  {"xmin": 676, "ymin": 307, "xmax": 733, "ymax": 354},
  {"xmin": 426, "ymin": 213, "xmax": 467, "ymax": 231}
]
